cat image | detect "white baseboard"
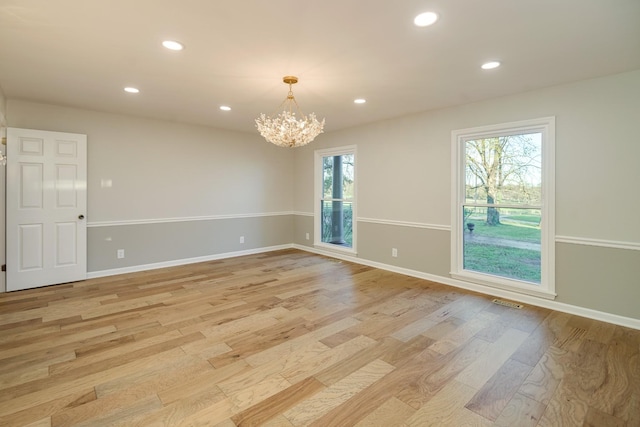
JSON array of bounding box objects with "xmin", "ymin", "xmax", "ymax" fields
[
  {"xmin": 87, "ymin": 244, "xmax": 294, "ymax": 279},
  {"xmin": 293, "ymin": 244, "xmax": 640, "ymax": 330}
]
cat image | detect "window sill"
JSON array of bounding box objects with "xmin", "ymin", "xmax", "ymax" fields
[
  {"xmin": 450, "ymin": 271, "xmax": 556, "ymax": 300},
  {"xmin": 314, "ymin": 242, "xmax": 357, "ymax": 256}
]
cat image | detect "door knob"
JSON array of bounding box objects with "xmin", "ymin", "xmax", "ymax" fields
[{"xmin": 78, "ymin": 214, "xmax": 85, "ymax": 220}]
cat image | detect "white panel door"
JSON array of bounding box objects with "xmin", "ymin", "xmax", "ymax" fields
[{"xmin": 6, "ymin": 128, "xmax": 87, "ymax": 291}]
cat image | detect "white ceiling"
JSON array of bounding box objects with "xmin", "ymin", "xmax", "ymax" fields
[{"xmin": 1, "ymin": 0, "xmax": 639, "ymax": 134}]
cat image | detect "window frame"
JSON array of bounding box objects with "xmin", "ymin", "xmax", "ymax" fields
[
  {"xmin": 314, "ymin": 145, "xmax": 357, "ymax": 254},
  {"xmin": 450, "ymin": 117, "xmax": 556, "ymax": 299}
]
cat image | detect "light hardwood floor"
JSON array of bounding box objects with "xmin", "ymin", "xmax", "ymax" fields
[{"xmin": 0, "ymin": 249, "xmax": 638, "ymax": 426}]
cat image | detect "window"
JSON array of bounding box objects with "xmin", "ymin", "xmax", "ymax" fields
[
  {"xmin": 314, "ymin": 146, "xmax": 356, "ymax": 253},
  {"xmin": 451, "ymin": 118, "xmax": 555, "ymax": 299}
]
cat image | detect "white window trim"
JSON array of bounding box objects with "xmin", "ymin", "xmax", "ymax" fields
[
  {"xmin": 314, "ymin": 145, "xmax": 357, "ymax": 255},
  {"xmin": 450, "ymin": 117, "xmax": 556, "ymax": 300}
]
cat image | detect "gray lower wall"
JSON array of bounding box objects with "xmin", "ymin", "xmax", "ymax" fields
[
  {"xmin": 357, "ymin": 222, "xmax": 451, "ymax": 278},
  {"xmin": 295, "ymin": 217, "xmax": 450, "ymax": 278},
  {"xmin": 88, "ymin": 215, "xmax": 294, "ymax": 272},
  {"xmin": 295, "ymin": 218, "xmax": 450, "ymax": 278},
  {"xmin": 293, "ymin": 215, "xmax": 314, "ymax": 247},
  {"xmin": 555, "ymin": 243, "xmax": 640, "ymax": 319}
]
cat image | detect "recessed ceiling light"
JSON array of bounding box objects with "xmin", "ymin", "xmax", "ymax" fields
[
  {"xmin": 414, "ymin": 12, "xmax": 438, "ymax": 27},
  {"xmin": 219, "ymin": 105, "xmax": 231, "ymax": 111},
  {"xmin": 124, "ymin": 87, "xmax": 139, "ymax": 93},
  {"xmin": 354, "ymin": 99, "xmax": 366, "ymax": 104},
  {"xmin": 162, "ymin": 40, "xmax": 184, "ymax": 51},
  {"xmin": 481, "ymin": 61, "xmax": 501, "ymax": 70}
]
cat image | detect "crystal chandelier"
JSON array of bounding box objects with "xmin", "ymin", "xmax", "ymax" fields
[{"xmin": 255, "ymin": 76, "xmax": 325, "ymax": 148}]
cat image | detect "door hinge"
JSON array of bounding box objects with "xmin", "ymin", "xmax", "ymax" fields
[{"xmin": 1, "ymin": 264, "xmax": 5, "ymax": 272}]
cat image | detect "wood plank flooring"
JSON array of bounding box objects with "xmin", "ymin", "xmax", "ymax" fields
[{"xmin": 0, "ymin": 249, "xmax": 638, "ymax": 426}]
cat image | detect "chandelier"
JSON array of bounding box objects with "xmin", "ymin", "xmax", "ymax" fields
[{"xmin": 255, "ymin": 76, "xmax": 325, "ymax": 148}]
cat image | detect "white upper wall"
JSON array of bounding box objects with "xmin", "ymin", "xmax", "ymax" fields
[
  {"xmin": 295, "ymin": 70, "xmax": 640, "ymax": 244},
  {"xmin": 6, "ymin": 101, "xmax": 295, "ymax": 223}
]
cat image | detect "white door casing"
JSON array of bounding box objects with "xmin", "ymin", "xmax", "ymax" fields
[{"xmin": 6, "ymin": 128, "xmax": 87, "ymax": 291}]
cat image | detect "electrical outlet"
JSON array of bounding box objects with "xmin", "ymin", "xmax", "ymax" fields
[
  {"xmin": 305, "ymin": 232, "xmax": 310, "ymax": 240},
  {"xmin": 239, "ymin": 236, "xmax": 245, "ymax": 244},
  {"xmin": 392, "ymin": 248, "xmax": 398, "ymax": 257},
  {"xmin": 117, "ymin": 249, "xmax": 125, "ymax": 259}
]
